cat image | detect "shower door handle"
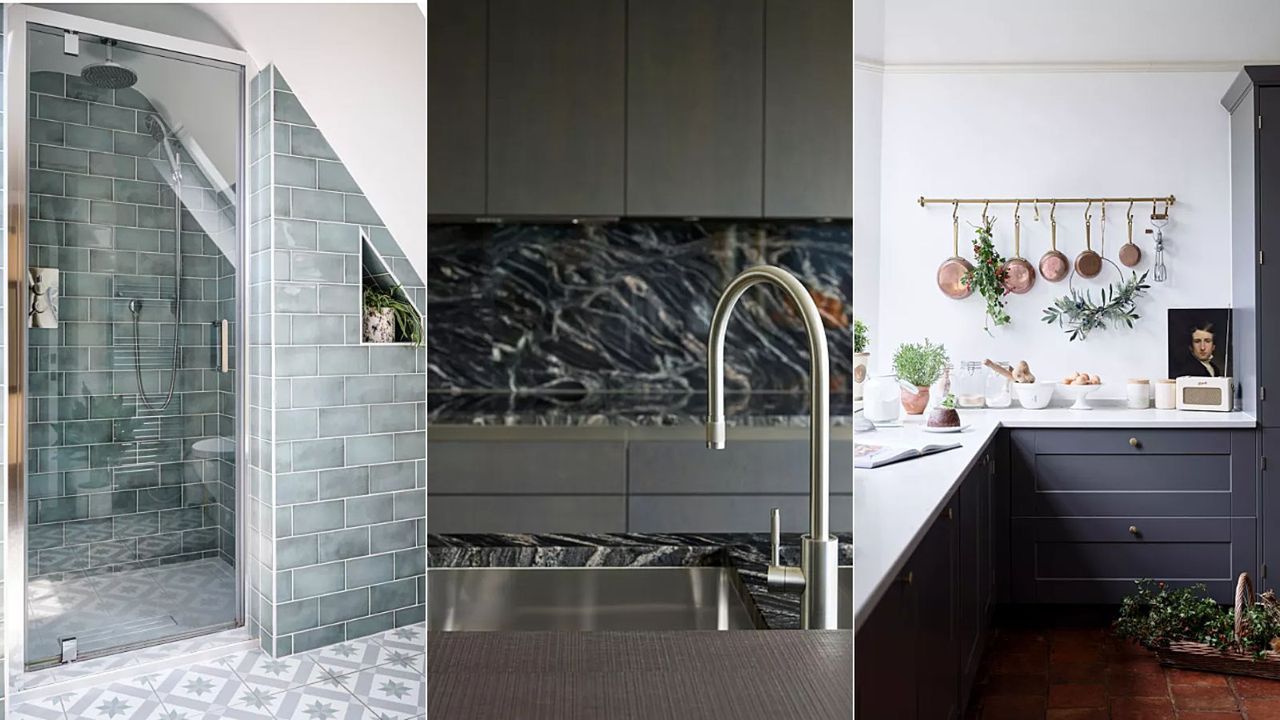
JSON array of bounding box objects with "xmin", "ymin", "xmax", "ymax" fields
[{"xmin": 220, "ymin": 319, "xmax": 229, "ymax": 373}]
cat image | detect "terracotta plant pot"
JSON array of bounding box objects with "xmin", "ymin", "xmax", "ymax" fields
[
  {"xmin": 363, "ymin": 307, "xmax": 395, "ymax": 343},
  {"xmin": 853, "ymin": 352, "xmax": 870, "ymax": 400},
  {"xmin": 900, "ymin": 385, "xmax": 930, "ymax": 415}
]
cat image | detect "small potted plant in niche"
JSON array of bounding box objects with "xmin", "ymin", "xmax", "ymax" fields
[
  {"xmin": 854, "ymin": 319, "xmax": 870, "ymax": 401},
  {"xmin": 363, "ymin": 284, "xmax": 423, "ymax": 345},
  {"xmin": 892, "ymin": 338, "xmax": 948, "ymax": 415}
]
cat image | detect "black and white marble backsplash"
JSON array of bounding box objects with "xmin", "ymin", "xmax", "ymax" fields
[{"xmin": 427, "ymin": 222, "xmax": 852, "ymax": 396}]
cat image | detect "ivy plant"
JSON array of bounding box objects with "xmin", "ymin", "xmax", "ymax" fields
[{"xmin": 961, "ymin": 217, "xmax": 1010, "ymax": 333}]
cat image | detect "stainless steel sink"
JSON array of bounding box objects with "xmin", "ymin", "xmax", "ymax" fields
[{"xmin": 428, "ymin": 566, "xmax": 764, "ymax": 631}]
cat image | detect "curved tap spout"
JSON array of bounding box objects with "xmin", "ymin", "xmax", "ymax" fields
[{"xmin": 706, "ymin": 265, "xmax": 830, "ymax": 538}]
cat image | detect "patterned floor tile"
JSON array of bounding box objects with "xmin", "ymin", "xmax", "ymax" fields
[
  {"xmin": 60, "ymin": 681, "xmax": 168, "ymax": 720},
  {"xmin": 219, "ymin": 648, "xmax": 333, "ymax": 693},
  {"xmin": 10, "ymin": 693, "xmax": 69, "ymax": 719},
  {"xmin": 268, "ymin": 680, "xmax": 378, "ymax": 720},
  {"xmin": 147, "ymin": 662, "xmax": 246, "ymax": 714},
  {"xmin": 332, "ymin": 664, "xmax": 423, "ymax": 719},
  {"xmin": 366, "ymin": 625, "xmax": 422, "ymax": 656},
  {"xmin": 55, "ymin": 654, "xmax": 143, "ymax": 681},
  {"xmin": 306, "ymin": 639, "xmax": 387, "ymax": 675}
]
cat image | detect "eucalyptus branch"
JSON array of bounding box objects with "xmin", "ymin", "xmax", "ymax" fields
[{"xmin": 1042, "ymin": 271, "xmax": 1150, "ymax": 342}]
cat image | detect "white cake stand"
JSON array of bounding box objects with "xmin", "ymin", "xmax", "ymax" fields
[{"xmin": 1058, "ymin": 383, "xmax": 1101, "ymax": 410}]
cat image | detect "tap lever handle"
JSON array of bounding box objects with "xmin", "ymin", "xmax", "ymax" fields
[{"xmin": 770, "ymin": 507, "xmax": 781, "ymax": 566}]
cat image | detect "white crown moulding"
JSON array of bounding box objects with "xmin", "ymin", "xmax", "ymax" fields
[{"xmin": 855, "ymin": 58, "xmax": 1280, "ymax": 74}]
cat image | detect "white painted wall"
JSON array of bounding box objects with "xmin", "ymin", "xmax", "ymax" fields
[
  {"xmin": 853, "ymin": 0, "xmax": 884, "ymax": 343},
  {"xmin": 874, "ymin": 69, "xmax": 1234, "ymax": 394}
]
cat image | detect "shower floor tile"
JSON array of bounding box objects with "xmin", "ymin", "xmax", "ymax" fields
[{"xmin": 26, "ymin": 558, "xmax": 237, "ymax": 664}]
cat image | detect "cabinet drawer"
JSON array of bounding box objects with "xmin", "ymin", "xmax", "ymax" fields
[
  {"xmin": 1013, "ymin": 454, "xmax": 1238, "ymax": 516},
  {"xmin": 1011, "ymin": 517, "xmax": 1256, "ymax": 604},
  {"xmin": 1025, "ymin": 429, "xmax": 1231, "ymax": 455}
]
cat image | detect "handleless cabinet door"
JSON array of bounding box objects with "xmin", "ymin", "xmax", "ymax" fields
[
  {"xmin": 626, "ymin": 0, "xmax": 764, "ymax": 217},
  {"xmin": 764, "ymin": 0, "xmax": 852, "ymax": 218},
  {"xmin": 427, "ymin": 0, "xmax": 487, "ymax": 216},
  {"xmin": 915, "ymin": 499, "xmax": 960, "ymax": 720},
  {"xmin": 487, "ymin": 0, "xmax": 626, "ymax": 217},
  {"xmin": 1260, "ymin": 86, "xmax": 1280, "ymax": 425}
]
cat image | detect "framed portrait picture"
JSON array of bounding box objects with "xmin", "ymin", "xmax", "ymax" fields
[{"xmin": 1167, "ymin": 308, "xmax": 1232, "ymax": 379}]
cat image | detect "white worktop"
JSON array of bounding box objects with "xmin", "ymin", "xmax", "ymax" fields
[{"xmin": 852, "ymin": 403, "xmax": 1256, "ymax": 631}]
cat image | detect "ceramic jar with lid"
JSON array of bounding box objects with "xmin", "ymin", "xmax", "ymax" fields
[
  {"xmin": 1154, "ymin": 379, "xmax": 1177, "ymax": 409},
  {"xmin": 1126, "ymin": 378, "xmax": 1151, "ymax": 409}
]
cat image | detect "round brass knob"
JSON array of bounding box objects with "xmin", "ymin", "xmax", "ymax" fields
[
  {"xmin": 900, "ymin": 571, "xmax": 914, "ymax": 586},
  {"xmin": 1129, "ymin": 525, "xmax": 1139, "ymax": 536},
  {"xmin": 1129, "ymin": 437, "xmax": 1139, "ymax": 447}
]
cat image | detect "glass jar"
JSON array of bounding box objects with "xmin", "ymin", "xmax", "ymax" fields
[
  {"xmin": 985, "ymin": 361, "xmax": 1013, "ymax": 408},
  {"xmin": 863, "ymin": 372, "xmax": 902, "ymax": 425},
  {"xmin": 953, "ymin": 361, "xmax": 986, "ymax": 408}
]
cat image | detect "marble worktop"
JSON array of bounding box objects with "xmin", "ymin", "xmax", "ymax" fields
[
  {"xmin": 429, "ymin": 532, "xmax": 853, "ymax": 630},
  {"xmin": 853, "ymin": 403, "xmax": 1257, "ymax": 632}
]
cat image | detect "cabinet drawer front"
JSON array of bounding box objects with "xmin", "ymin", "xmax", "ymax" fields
[
  {"xmin": 1026, "ymin": 429, "xmax": 1231, "ymax": 455},
  {"xmin": 1012, "ymin": 517, "xmax": 1256, "ymax": 604},
  {"xmin": 1014, "ymin": 455, "xmax": 1237, "ymax": 516}
]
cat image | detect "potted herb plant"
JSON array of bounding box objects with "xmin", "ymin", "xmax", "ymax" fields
[
  {"xmin": 892, "ymin": 339, "xmax": 948, "ymax": 415},
  {"xmin": 363, "ymin": 284, "xmax": 423, "ymax": 345},
  {"xmin": 854, "ymin": 319, "xmax": 869, "ymax": 401}
]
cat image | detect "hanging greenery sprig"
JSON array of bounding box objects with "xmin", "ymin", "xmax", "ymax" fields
[
  {"xmin": 1042, "ymin": 270, "xmax": 1150, "ymax": 342},
  {"xmin": 961, "ymin": 217, "xmax": 1010, "ymax": 333}
]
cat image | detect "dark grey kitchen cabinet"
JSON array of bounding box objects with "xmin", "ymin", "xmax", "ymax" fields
[
  {"xmin": 957, "ymin": 453, "xmax": 994, "ymax": 713},
  {"xmin": 427, "ymin": 0, "xmax": 487, "ymax": 216},
  {"xmin": 855, "ymin": 576, "xmax": 917, "ymax": 718},
  {"xmin": 626, "ymin": 0, "xmax": 765, "ymax": 217},
  {"xmin": 916, "ymin": 496, "xmax": 959, "ymax": 720},
  {"xmin": 763, "ymin": 0, "xmax": 852, "ymax": 218},
  {"xmin": 487, "ymin": 0, "xmax": 626, "ymax": 216}
]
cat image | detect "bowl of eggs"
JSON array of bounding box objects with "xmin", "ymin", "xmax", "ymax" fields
[{"xmin": 1058, "ymin": 372, "xmax": 1102, "ymax": 410}]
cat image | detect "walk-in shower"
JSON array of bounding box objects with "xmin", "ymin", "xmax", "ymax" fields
[{"xmin": 6, "ymin": 7, "xmax": 247, "ymax": 672}]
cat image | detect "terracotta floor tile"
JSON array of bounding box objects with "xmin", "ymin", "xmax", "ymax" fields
[
  {"xmin": 1108, "ymin": 696, "xmax": 1177, "ymax": 720},
  {"xmin": 1045, "ymin": 709, "xmax": 1107, "ymax": 720},
  {"xmin": 984, "ymin": 672, "xmax": 1048, "ymax": 697},
  {"xmin": 1107, "ymin": 671, "xmax": 1170, "ymax": 698},
  {"xmin": 1242, "ymin": 697, "xmax": 1280, "ymax": 719},
  {"xmin": 1047, "ymin": 683, "xmax": 1105, "ymax": 709},
  {"xmin": 1167, "ymin": 668, "xmax": 1230, "ymax": 687},
  {"xmin": 1231, "ymin": 675, "xmax": 1280, "ymax": 698},
  {"xmin": 991, "ymin": 651, "xmax": 1049, "ymax": 675},
  {"xmin": 1169, "ymin": 682, "xmax": 1239, "ymax": 711},
  {"xmin": 1108, "ymin": 655, "xmax": 1166, "ymax": 676},
  {"xmin": 1050, "ymin": 660, "xmax": 1105, "ymax": 683},
  {"xmin": 979, "ymin": 694, "xmax": 1047, "ymax": 719},
  {"xmin": 1176, "ymin": 713, "xmax": 1243, "ymax": 720}
]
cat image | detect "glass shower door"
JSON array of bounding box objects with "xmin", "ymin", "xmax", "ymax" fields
[{"xmin": 19, "ymin": 21, "xmax": 243, "ymax": 667}]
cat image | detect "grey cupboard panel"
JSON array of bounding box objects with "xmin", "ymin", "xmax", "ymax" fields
[
  {"xmin": 1024, "ymin": 428, "xmax": 1231, "ymax": 455},
  {"xmin": 763, "ymin": 0, "xmax": 851, "ymax": 218},
  {"xmin": 1263, "ymin": 429, "xmax": 1280, "ymax": 593},
  {"xmin": 1261, "ymin": 86, "xmax": 1280, "ymax": 426},
  {"xmin": 915, "ymin": 498, "xmax": 959, "ymax": 720},
  {"xmin": 628, "ymin": 494, "xmax": 851, "ymax": 533},
  {"xmin": 487, "ymin": 0, "xmax": 625, "ymax": 216},
  {"xmin": 428, "ymin": 441, "xmax": 625, "ymax": 494},
  {"xmin": 428, "ymin": 495, "xmax": 626, "ymax": 534},
  {"xmin": 1013, "ymin": 454, "xmax": 1235, "ymax": 517},
  {"xmin": 427, "ymin": 0, "xmax": 487, "ymax": 216},
  {"xmin": 626, "ymin": 0, "xmax": 764, "ymax": 217},
  {"xmin": 628, "ymin": 439, "xmax": 853, "ymax": 494},
  {"xmin": 854, "ymin": 581, "xmax": 916, "ymax": 718}
]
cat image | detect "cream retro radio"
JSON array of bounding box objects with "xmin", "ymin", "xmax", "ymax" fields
[{"xmin": 1175, "ymin": 376, "xmax": 1234, "ymax": 412}]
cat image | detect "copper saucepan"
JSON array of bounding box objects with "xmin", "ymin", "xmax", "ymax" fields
[
  {"xmin": 1119, "ymin": 201, "xmax": 1142, "ymax": 267},
  {"xmin": 1000, "ymin": 201, "xmax": 1036, "ymax": 294},
  {"xmin": 1038, "ymin": 201, "xmax": 1069, "ymax": 282},
  {"xmin": 1075, "ymin": 200, "xmax": 1102, "ymax": 279},
  {"xmin": 937, "ymin": 202, "xmax": 973, "ymax": 299}
]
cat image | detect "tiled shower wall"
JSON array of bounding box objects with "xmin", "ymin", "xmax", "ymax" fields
[
  {"xmin": 24, "ymin": 71, "xmax": 236, "ymax": 577},
  {"xmin": 248, "ymin": 66, "xmax": 425, "ymax": 656}
]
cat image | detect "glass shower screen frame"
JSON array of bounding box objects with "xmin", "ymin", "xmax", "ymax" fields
[{"xmin": 4, "ymin": 4, "xmax": 250, "ymax": 672}]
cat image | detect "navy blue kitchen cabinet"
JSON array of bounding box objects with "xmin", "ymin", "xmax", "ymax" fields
[{"xmin": 1009, "ymin": 429, "xmax": 1258, "ymax": 604}]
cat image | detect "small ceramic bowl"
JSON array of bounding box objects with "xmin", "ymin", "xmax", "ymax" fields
[
  {"xmin": 1013, "ymin": 381, "xmax": 1056, "ymax": 409},
  {"xmin": 1057, "ymin": 383, "xmax": 1102, "ymax": 410}
]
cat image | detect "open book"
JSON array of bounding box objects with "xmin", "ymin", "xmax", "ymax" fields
[{"xmin": 855, "ymin": 440, "xmax": 962, "ymax": 469}]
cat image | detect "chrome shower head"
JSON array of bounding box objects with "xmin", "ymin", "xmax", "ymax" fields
[{"xmin": 81, "ymin": 40, "xmax": 137, "ymax": 90}]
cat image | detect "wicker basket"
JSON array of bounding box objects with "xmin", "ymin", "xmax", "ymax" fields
[{"xmin": 1151, "ymin": 572, "xmax": 1280, "ymax": 680}]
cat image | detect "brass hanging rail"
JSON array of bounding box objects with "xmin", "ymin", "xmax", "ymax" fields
[{"xmin": 918, "ymin": 195, "xmax": 1175, "ymax": 207}]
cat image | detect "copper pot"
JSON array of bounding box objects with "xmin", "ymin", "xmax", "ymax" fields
[
  {"xmin": 1000, "ymin": 207, "xmax": 1036, "ymax": 294},
  {"xmin": 1119, "ymin": 204, "xmax": 1142, "ymax": 267},
  {"xmin": 900, "ymin": 385, "xmax": 930, "ymax": 415},
  {"xmin": 937, "ymin": 208, "xmax": 973, "ymax": 299},
  {"xmin": 1075, "ymin": 203, "xmax": 1102, "ymax": 279},
  {"xmin": 1038, "ymin": 202, "xmax": 1069, "ymax": 282}
]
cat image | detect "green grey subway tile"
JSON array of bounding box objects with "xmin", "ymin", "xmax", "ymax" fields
[
  {"xmin": 137, "ymin": 251, "xmax": 177, "ymax": 275},
  {"xmin": 346, "ymin": 493, "xmax": 394, "ymax": 527},
  {"xmin": 345, "ymin": 612, "xmax": 395, "ymax": 640},
  {"xmin": 345, "ymin": 554, "xmax": 394, "ymax": 588},
  {"xmin": 274, "ymin": 90, "xmax": 315, "ymax": 126},
  {"xmin": 39, "ymin": 195, "xmax": 89, "ymax": 222},
  {"xmin": 290, "ymin": 315, "xmax": 346, "ymax": 345},
  {"xmin": 114, "ymin": 227, "xmax": 160, "ymax": 251},
  {"xmin": 275, "ymin": 154, "xmax": 317, "ymax": 188},
  {"xmin": 292, "ymin": 624, "xmax": 345, "ymax": 654},
  {"xmin": 275, "ymin": 283, "xmax": 318, "ymax": 314},
  {"xmin": 88, "ymin": 102, "xmax": 136, "ymax": 131},
  {"xmin": 29, "ymin": 522, "xmax": 65, "ymax": 550},
  {"xmin": 370, "ymin": 347, "xmax": 417, "ymax": 374},
  {"xmin": 393, "ymin": 489, "xmax": 425, "ymax": 521},
  {"xmin": 113, "ymin": 178, "xmax": 161, "ymax": 205},
  {"xmin": 293, "ymin": 499, "xmax": 345, "ymax": 535},
  {"xmin": 136, "ymin": 158, "xmax": 165, "ymax": 183},
  {"xmin": 393, "ymin": 431, "xmax": 426, "ymax": 462},
  {"xmin": 344, "ymin": 376, "xmax": 393, "ymax": 404},
  {"xmin": 318, "ymin": 467, "xmax": 369, "ymax": 501},
  {"xmin": 278, "ymin": 534, "xmax": 319, "ymax": 570},
  {"xmin": 277, "ymin": 471, "xmax": 319, "ymax": 504},
  {"xmin": 39, "ymin": 95, "xmax": 88, "ymax": 124},
  {"xmin": 32, "ymin": 70, "xmax": 65, "ymax": 95},
  {"xmin": 317, "ymin": 527, "xmax": 370, "ymax": 563},
  {"xmin": 289, "ymin": 125, "xmax": 338, "ymax": 160},
  {"xmin": 39, "ymin": 445, "xmax": 90, "ymax": 472},
  {"xmin": 114, "ymin": 466, "xmax": 159, "ymax": 490},
  {"xmin": 39, "ymin": 545, "xmax": 89, "ymax": 573},
  {"xmin": 368, "ymin": 461, "xmax": 416, "ymax": 494},
  {"xmin": 65, "ymin": 76, "xmax": 113, "ymax": 104},
  {"xmin": 276, "ymin": 408, "xmax": 317, "ymax": 441},
  {"xmin": 114, "ymin": 130, "xmax": 157, "ymax": 157},
  {"xmin": 64, "ymin": 173, "xmax": 113, "ymax": 200},
  {"xmin": 274, "ymin": 186, "xmax": 292, "ymax": 218},
  {"xmin": 394, "ymin": 547, "xmax": 426, "ymax": 579},
  {"xmin": 62, "ymin": 321, "xmax": 111, "ymax": 346},
  {"xmin": 57, "ymin": 246, "xmax": 91, "ymax": 272},
  {"xmin": 90, "ymin": 538, "xmax": 138, "ymax": 566},
  {"xmin": 369, "ymin": 520, "xmax": 416, "ymax": 554},
  {"xmin": 64, "ymin": 271, "xmax": 112, "ymax": 298},
  {"xmin": 137, "ymin": 532, "xmax": 182, "ymax": 559},
  {"xmin": 369, "ymin": 404, "xmax": 416, "ymax": 434},
  {"xmin": 318, "ymin": 588, "xmax": 368, "ymax": 625},
  {"xmin": 90, "ymin": 490, "xmax": 137, "ymax": 518},
  {"xmin": 62, "ymin": 419, "xmax": 113, "ymax": 445},
  {"xmin": 29, "ymin": 218, "xmax": 64, "ymax": 244},
  {"xmin": 291, "ymin": 438, "xmax": 344, "ymax": 472},
  {"xmin": 138, "ymin": 486, "xmax": 182, "ymax": 512},
  {"xmin": 370, "ymin": 578, "xmax": 416, "ymax": 614},
  {"xmin": 317, "ymin": 406, "xmax": 368, "ymax": 438},
  {"xmin": 272, "ymin": 67, "xmax": 292, "ymax": 92},
  {"xmin": 292, "ymin": 561, "xmax": 345, "ymax": 599},
  {"xmin": 290, "ymin": 376, "xmax": 345, "ymax": 409},
  {"xmin": 181, "ymin": 391, "xmax": 219, "ymax": 414},
  {"xmin": 65, "ymin": 123, "xmax": 114, "ymax": 152},
  {"xmin": 159, "ymin": 506, "xmax": 204, "ymax": 532},
  {"xmin": 39, "ymin": 495, "xmax": 89, "ymax": 523},
  {"xmin": 313, "ymin": 347, "xmax": 368, "ymax": 376},
  {"xmin": 39, "ymin": 144, "xmax": 88, "ymax": 172},
  {"xmin": 316, "ymin": 160, "xmax": 359, "ymax": 193},
  {"xmin": 28, "ymin": 471, "xmax": 63, "ymax": 500},
  {"xmin": 344, "ymin": 194, "xmax": 383, "ymax": 226},
  {"xmin": 275, "ymin": 219, "xmax": 318, "ymax": 251},
  {"xmin": 55, "ymin": 396, "xmax": 91, "ymax": 420},
  {"xmin": 30, "ymin": 118, "xmax": 65, "ymax": 145},
  {"xmin": 290, "ymin": 188, "xmax": 344, "ymax": 222},
  {"xmin": 345, "ymin": 433, "xmax": 394, "ymax": 466},
  {"xmin": 182, "ymin": 527, "xmax": 218, "ymax": 553},
  {"xmin": 181, "ymin": 480, "xmax": 217, "ymax": 506},
  {"xmin": 64, "ymin": 517, "xmax": 114, "ymax": 543},
  {"xmin": 88, "ymin": 151, "xmax": 135, "ymax": 178},
  {"xmin": 317, "ymin": 284, "xmax": 358, "ymax": 315},
  {"xmin": 62, "ymin": 223, "xmax": 112, "ymax": 250},
  {"xmin": 89, "ymin": 249, "xmax": 138, "ymax": 274},
  {"xmin": 90, "ymin": 200, "xmax": 138, "ymax": 226},
  {"xmin": 316, "ymin": 222, "xmax": 359, "ymax": 253}
]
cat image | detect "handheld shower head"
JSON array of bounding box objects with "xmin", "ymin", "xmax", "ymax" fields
[{"xmin": 145, "ymin": 114, "xmax": 181, "ymax": 181}]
